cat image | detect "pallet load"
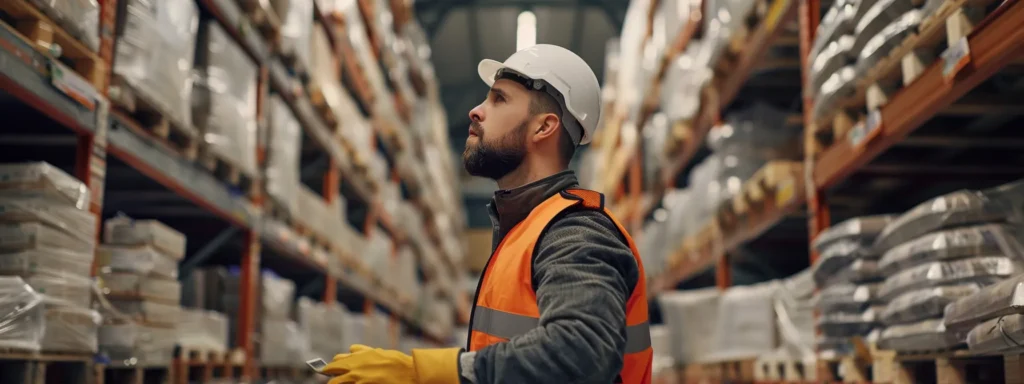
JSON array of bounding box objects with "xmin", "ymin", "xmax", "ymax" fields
[
  {"xmin": 811, "ymin": 215, "xmax": 894, "ymax": 358},
  {"xmin": 296, "ymin": 297, "xmax": 346, "ymax": 359},
  {"xmin": 265, "ymin": 94, "xmax": 302, "ymax": 220},
  {"xmin": 96, "ymin": 215, "xmax": 186, "ymax": 366},
  {"xmin": 110, "ymin": 0, "xmax": 201, "ymax": 158},
  {"xmin": 192, "ymin": 20, "xmax": 259, "ymax": 191},
  {"xmin": 755, "ymin": 270, "xmax": 817, "ymax": 382},
  {"xmin": 21, "ymin": 0, "xmax": 100, "ymax": 52},
  {"xmin": 279, "ymin": 0, "xmax": 313, "ymax": 73},
  {"xmin": 259, "ymin": 272, "xmax": 310, "ymax": 368},
  {"xmin": 176, "ymin": 308, "xmax": 229, "ymax": 355},
  {"xmin": 873, "ymin": 179, "xmax": 1024, "ymax": 353},
  {"xmin": 0, "ymin": 162, "xmax": 101, "ymax": 354}
]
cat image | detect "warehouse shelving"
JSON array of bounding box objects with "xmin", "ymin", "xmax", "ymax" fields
[{"xmin": 0, "ymin": 0, "xmax": 465, "ymax": 380}]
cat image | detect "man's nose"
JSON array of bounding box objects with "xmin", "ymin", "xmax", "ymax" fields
[{"xmin": 469, "ymin": 103, "xmax": 484, "ymax": 122}]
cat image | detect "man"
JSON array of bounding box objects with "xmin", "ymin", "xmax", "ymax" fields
[{"xmin": 322, "ymin": 44, "xmax": 652, "ymax": 384}]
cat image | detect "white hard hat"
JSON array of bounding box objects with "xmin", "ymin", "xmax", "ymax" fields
[{"xmin": 477, "ymin": 44, "xmax": 601, "ymax": 146}]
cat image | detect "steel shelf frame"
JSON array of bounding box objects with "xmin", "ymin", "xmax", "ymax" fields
[{"xmin": 0, "ymin": 0, "xmax": 457, "ymax": 378}]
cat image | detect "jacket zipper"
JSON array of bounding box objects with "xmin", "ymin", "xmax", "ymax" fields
[{"xmin": 465, "ymin": 247, "xmax": 498, "ymax": 349}]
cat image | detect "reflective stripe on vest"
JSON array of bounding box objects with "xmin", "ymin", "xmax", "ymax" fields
[{"xmin": 471, "ymin": 306, "xmax": 653, "ymax": 354}]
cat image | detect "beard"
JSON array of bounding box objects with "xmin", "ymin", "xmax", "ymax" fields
[{"xmin": 463, "ymin": 119, "xmax": 528, "ymax": 180}]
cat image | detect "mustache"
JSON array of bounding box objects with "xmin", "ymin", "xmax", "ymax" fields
[{"xmin": 469, "ymin": 122, "xmax": 483, "ymax": 136}]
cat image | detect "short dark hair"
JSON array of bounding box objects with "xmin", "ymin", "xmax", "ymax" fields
[{"xmin": 528, "ymin": 91, "xmax": 576, "ymax": 166}]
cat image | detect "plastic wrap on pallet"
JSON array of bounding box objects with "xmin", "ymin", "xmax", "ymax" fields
[
  {"xmin": 193, "ymin": 21, "xmax": 259, "ymax": 178},
  {"xmin": 875, "ymin": 181, "xmax": 1024, "ymax": 252},
  {"xmin": 262, "ymin": 272, "xmax": 295, "ymax": 319},
  {"xmin": 855, "ymin": 10, "xmax": 923, "ymax": 77},
  {"xmin": 100, "ymin": 322, "xmax": 176, "ymax": 366},
  {"xmin": 813, "ymin": 240, "xmax": 869, "ymax": 286},
  {"xmin": 817, "ymin": 305, "xmax": 883, "ymax": 337},
  {"xmin": 280, "ymin": 0, "xmax": 314, "ymax": 71},
  {"xmin": 0, "ymin": 163, "xmax": 90, "ymax": 209},
  {"xmin": 813, "ymin": 215, "xmax": 895, "ymax": 253},
  {"xmin": 108, "ymin": 298, "xmax": 180, "ymax": 325},
  {"xmin": 100, "ymin": 272, "xmax": 180, "ymax": 305},
  {"xmin": 0, "ymin": 196, "xmax": 97, "ymax": 248},
  {"xmin": 812, "ymin": 65, "xmax": 857, "ymax": 121},
  {"xmin": 113, "ymin": 0, "xmax": 199, "ymax": 136},
  {"xmin": 27, "ymin": 0, "xmax": 101, "ymax": 52},
  {"xmin": 882, "ymin": 284, "xmax": 981, "ymax": 326},
  {"xmin": 708, "ymin": 282, "xmax": 778, "ymax": 361},
  {"xmin": 944, "ymin": 274, "xmax": 1024, "ymax": 339},
  {"xmin": 40, "ymin": 298, "xmax": 101, "ymax": 353},
  {"xmin": 266, "ymin": 95, "xmax": 302, "ymax": 217},
  {"xmin": 0, "ymin": 247, "xmax": 93, "ymax": 282},
  {"xmin": 775, "ymin": 271, "xmax": 816, "ymax": 360},
  {"xmin": 816, "ymin": 283, "xmax": 880, "ymax": 313},
  {"xmin": 96, "ymin": 245, "xmax": 178, "ymax": 280},
  {"xmin": 807, "ymin": 35, "xmax": 855, "ymax": 97},
  {"xmin": 707, "ymin": 103, "xmax": 796, "ymax": 155},
  {"xmin": 879, "ymin": 256, "xmax": 1016, "ymax": 301},
  {"xmin": 103, "ymin": 215, "xmax": 187, "ymax": 260},
  {"xmin": 965, "ymin": 313, "xmax": 1024, "ymax": 353},
  {"xmin": 261, "ymin": 318, "xmax": 312, "ymax": 366},
  {"xmin": 0, "ymin": 276, "xmax": 45, "ymax": 352},
  {"xmin": 852, "ymin": 0, "xmax": 918, "ymax": 55},
  {"xmin": 0, "ymin": 223, "xmax": 92, "ymax": 255},
  {"xmin": 661, "ymin": 47, "xmax": 712, "ymax": 122},
  {"xmin": 657, "ymin": 288, "xmax": 720, "ymax": 364},
  {"xmin": 19, "ymin": 273, "xmax": 93, "ymax": 308},
  {"xmin": 878, "ymin": 318, "xmax": 960, "ymax": 352},
  {"xmin": 807, "ymin": 0, "xmax": 857, "ymax": 71},
  {"xmin": 878, "ymin": 224, "xmax": 1024, "ymax": 277}
]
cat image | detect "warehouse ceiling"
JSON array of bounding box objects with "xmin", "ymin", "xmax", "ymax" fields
[{"xmin": 414, "ymin": 0, "xmax": 627, "ymax": 228}]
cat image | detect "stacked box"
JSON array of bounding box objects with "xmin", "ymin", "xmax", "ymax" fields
[
  {"xmin": 176, "ymin": 309, "xmax": 229, "ymax": 353},
  {"xmin": 0, "ymin": 162, "xmax": 101, "ymax": 354},
  {"xmin": 113, "ymin": 0, "xmax": 200, "ymax": 135},
  {"xmin": 193, "ymin": 21, "xmax": 259, "ymax": 178},
  {"xmin": 266, "ymin": 94, "xmax": 302, "ymax": 217},
  {"xmin": 260, "ymin": 272, "xmax": 306, "ymax": 366},
  {"xmin": 0, "ymin": 276, "xmax": 46, "ymax": 351},
  {"xmin": 98, "ymin": 215, "xmax": 184, "ymax": 365},
  {"xmin": 296, "ymin": 297, "xmax": 345, "ymax": 359},
  {"xmin": 872, "ymin": 180, "xmax": 1024, "ymax": 352}
]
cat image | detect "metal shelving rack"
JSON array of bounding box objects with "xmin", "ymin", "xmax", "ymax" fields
[{"xmin": 0, "ymin": 0, "xmax": 465, "ymax": 379}]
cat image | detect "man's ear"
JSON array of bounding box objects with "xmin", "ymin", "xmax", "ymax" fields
[{"xmin": 530, "ymin": 113, "xmax": 561, "ymax": 143}]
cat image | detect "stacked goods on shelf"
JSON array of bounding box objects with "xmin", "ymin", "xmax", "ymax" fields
[
  {"xmin": 296, "ymin": 297, "xmax": 347, "ymax": 360},
  {"xmin": 97, "ymin": 215, "xmax": 185, "ymax": 365},
  {"xmin": 266, "ymin": 94, "xmax": 302, "ymax": 218},
  {"xmin": 658, "ymin": 288, "xmax": 721, "ymax": 365},
  {"xmin": 182, "ymin": 267, "xmax": 281, "ymax": 347},
  {"xmin": 366, "ymin": 229, "xmax": 394, "ymax": 281},
  {"xmin": 756, "ymin": 270, "xmax": 816, "ymax": 367},
  {"xmin": 345, "ymin": 309, "xmax": 392, "ymax": 348},
  {"xmin": 259, "ymin": 272, "xmax": 310, "ymax": 367},
  {"xmin": 873, "ymin": 180, "xmax": 1024, "ymax": 352},
  {"xmin": 393, "ymin": 245, "xmax": 420, "ymax": 301},
  {"xmin": 811, "ymin": 215, "xmax": 893, "ymax": 357},
  {"xmin": 650, "ymin": 325, "xmax": 678, "ymax": 384},
  {"xmin": 689, "ymin": 104, "xmax": 798, "ymax": 228},
  {"xmin": 110, "ymin": 0, "xmax": 200, "ymax": 145},
  {"xmin": 707, "ymin": 282, "xmax": 779, "ymax": 361},
  {"xmin": 25, "ymin": 0, "xmax": 101, "ymax": 52},
  {"xmin": 417, "ymin": 282, "xmax": 454, "ymax": 339},
  {"xmin": 176, "ymin": 308, "xmax": 229, "ymax": 354},
  {"xmin": 947, "ymin": 275, "xmax": 1024, "ymax": 354},
  {"xmin": 0, "ymin": 162, "xmax": 100, "ymax": 353},
  {"xmin": 193, "ymin": 20, "xmax": 259, "ymax": 180},
  {"xmin": 279, "ymin": 0, "xmax": 314, "ymax": 71}
]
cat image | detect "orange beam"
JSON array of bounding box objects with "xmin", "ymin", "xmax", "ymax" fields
[
  {"xmin": 237, "ymin": 231, "xmax": 261, "ymax": 379},
  {"xmin": 799, "ymin": 0, "xmax": 826, "ymax": 264}
]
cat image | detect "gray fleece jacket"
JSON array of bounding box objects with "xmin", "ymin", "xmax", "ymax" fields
[{"xmin": 458, "ymin": 170, "xmax": 640, "ymax": 384}]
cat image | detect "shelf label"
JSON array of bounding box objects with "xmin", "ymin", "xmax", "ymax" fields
[
  {"xmin": 775, "ymin": 179, "xmax": 796, "ymax": 208},
  {"xmin": 942, "ymin": 37, "xmax": 971, "ymax": 81},
  {"xmin": 48, "ymin": 59, "xmax": 99, "ymax": 110},
  {"xmin": 848, "ymin": 109, "xmax": 882, "ymax": 148}
]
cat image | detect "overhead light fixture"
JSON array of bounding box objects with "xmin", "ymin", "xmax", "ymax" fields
[{"xmin": 517, "ymin": 10, "xmax": 536, "ymax": 51}]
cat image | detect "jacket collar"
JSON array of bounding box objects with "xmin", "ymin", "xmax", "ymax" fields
[{"xmin": 487, "ymin": 170, "xmax": 579, "ymax": 249}]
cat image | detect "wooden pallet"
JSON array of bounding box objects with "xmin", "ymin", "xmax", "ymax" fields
[
  {"xmin": 171, "ymin": 346, "xmax": 243, "ymax": 384},
  {"xmin": 811, "ymin": 0, "xmax": 1004, "ymax": 151},
  {"xmin": 681, "ymin": 359, "xmax": 758, "ymax": 384},
  {"xmin": 108, "ymin": 75, "xmax": 199, "ymax": 160},
  {"xmin": 235, "ymin": 0, "xmax": 282, "ymax": 50},
  {"xmin": 102, "ymin": 365, "xmax": 170, "ymax": 384},
  {"xmin": 755, "ymin": 357, "xmax": 817, "ymax": 382},
  {"xmin": 0, "ymin": 351, "xmax": 97, "ymax": 384},
  {"xmin": 260, "ymin": 365, "xmax": 309, "ymax": 380},
  {"xmin": 197, "ymin": 147, "xmax": 258, "ymax": 197},
  {"xmin": 0, "ymin": 0, "xmax": 105, "ymax": 91},
  {"xmin": 717, "ymin": 161, "xmax": 805, "ymax": 235},
  {"xmin": 873, "ymin": 349, "xmax": 1005, "ymax": 384}
]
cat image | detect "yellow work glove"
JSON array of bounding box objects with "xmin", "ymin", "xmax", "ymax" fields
[{"xmin": 322, "ymin": 344, "xmax": 462, "ymax": 384}]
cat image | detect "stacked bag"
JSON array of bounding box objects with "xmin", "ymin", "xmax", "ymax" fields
[
  {"xmin": 97, "ymin": 215, "xmax": 186, "ymax": 365},
  {"xmin": 0, "ymin": 162, "xmax": 100, "ymax": 353},
  {"xmin": 811, "ymin": 215, "xmax": 894, "ymax": 357},
  {"xmin": 874, "ymin": 180, "xmax": 1024, "ymax": 352}
]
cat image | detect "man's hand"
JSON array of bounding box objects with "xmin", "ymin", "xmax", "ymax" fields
[
  {"xmin": 322, "ymin": 344, "xmax": 463, "ymax": 384},
  {"xmin": 324, "ymin": 344, "xmax": 415, "ymax": 384}
]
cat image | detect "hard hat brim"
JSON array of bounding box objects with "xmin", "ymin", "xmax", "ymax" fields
[{"xmin": 477, "ymin": 59, "xmax": 505, "ymax": 87}]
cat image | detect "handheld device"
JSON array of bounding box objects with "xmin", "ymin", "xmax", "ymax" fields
[{"xmin": 306, "ymin": 358, "xmax": 329, "ymax": 376}]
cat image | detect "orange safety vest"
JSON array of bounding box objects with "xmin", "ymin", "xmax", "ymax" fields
[{"xmin": 467, "ymin": 189, "xmax": 653, "ymax": 383}]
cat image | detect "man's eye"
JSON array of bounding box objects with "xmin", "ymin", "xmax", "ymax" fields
[{"xmin": 493, "ymin": 94, "xmax": 505, "ymax": 103}]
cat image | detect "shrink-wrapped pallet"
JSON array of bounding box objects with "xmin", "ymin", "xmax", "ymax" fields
[
  {"xmin": 658, "ymin": 288, "xmax": 720, "ymax": 364},
  {"xmin": 97, "ymin": 245, "xmax": 179, "ymax": 279},
  {"xmin": 0, "ymin": 196, "xmax": 97, "ymax": 248},
  {"xmin": 878, "ymin": 256, "xmax": 1016, "ymax": 301},
  {"xmin": 27, "ymin": 0, "xmax": 100, "ymax": 52},
  {"xmin": 176, "ymin": 308, "xmax": 229, "ymax": 352},
  {"xmin": 41, "ymin": 299, "xmax": 101, "ymax": 353},
  {"xmin": 944, "ymin": 275, "xmax": 1024, "ymax": 340},
  {"xmin": 878, "ymin": 224, "xmax": 1024, "ymax": 276},
  {"xmin": 262, "ymin": 272, "xmax": 295, "ymax": 319},
  {"xmin": 193, "ymin": 21, "xmax": 259, "ymax": 178},
  {"xmin": 100, "ymin": 272, "xmax": 181, "ymax": 304},
  {"xmin": 266, "ymin": 95, "xmax": 302, "ymax": 217},
  {"xmin": 0, "ymin": 248, "xmax": 93, "ymax": 284},
  {"xmin": 0, "ymin": 276, "xmax": 45, "ymax": 352},
  {"xmin": 881, "ymin": 284, "xmax": 980, "ymax": 325},
  {"xmin": 100, "ymin": 322, "xmax": 177, "ymax": 366},
  {"xmin": 708, "ymin": 282, "xmax": 778, "ymax": 361},
  {"xmin": 113, "ymin": 0, "xmax": 199, "ymax": 136},
  {"xmin": 103, "ymin": 216, "xmax": 186, "ymax": 260},
  {"xmin": 0, "ymin": 223, "xmax": 93, "ymax": 255},
  {"xmin": 261, "ymin": 319, "xmax": 312, "ymax": 366},
  {"xmin": 0, "ymin": 162, "xmax": 90, "ymax": 209},
  {"xmin": 108, "ymin": 298, "xmax": 180, "ymax": 325},
  {"xmin": 966, "ymin": 313, "xmax": 1024, "ymax": 353}
]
